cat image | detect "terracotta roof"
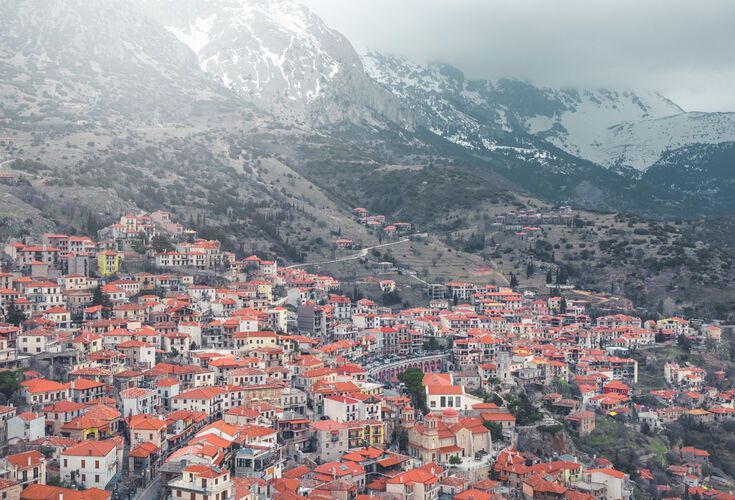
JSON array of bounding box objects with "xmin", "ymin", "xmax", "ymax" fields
[
  {"xmin": 184, "ymin": 464, "xmax": 226, "ymax": 479},
  {"xmin": 20, "ymin": 484, "xmax": 111, "ymax": 500},
  {"xmin": 174, "ymin": 386, "xmax": 226, "ymax": 401},
  {"xmin": 43, "ymin": 401, "xmax": 86, "ymax": 413},
  {"xmin": 386, "ymin": 463, "xmax": 443, "ymax": 486},
  {"xmin": 120, "ymin": 387, "xmax": 155, "ymax": 399},
  {"xmin": 128, "ymin": 414, "xmax": 167, "ymax": 431},
  {"xmin": 455, "ymin": 490, "xmax": 492, "ymax": 500},
  {"xmin": 61, "ymin": 439, "xmax": 119, "ymax": 457},
  {"xmin": 5, "ymin": 451, "xmax": 45, "ymax": 468},
  {"xmin": 129, "ymin": 442, "xmax": 159, "ymax": 458},
  {"xmin": 71, "ymin": 379, "xmax": 104, "ymax": 391},
  {"xmin": 282, "ymin": 465, "xmax": 311, "ymax": 479},
  {"xmin": 20, "ymin": 378, "xmax": 69, "ymax": 394},
  {"xmin": 587, "ymin": 468, "xmax": 626, "ymax": 479}
]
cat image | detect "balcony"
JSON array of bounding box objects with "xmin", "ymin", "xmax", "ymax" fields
[{"xmin": 168, "ymin": 483, "xmax": 208, "ymax": 495}]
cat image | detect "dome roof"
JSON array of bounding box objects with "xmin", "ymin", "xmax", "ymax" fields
[{"xmin": 443, "ymin": 407, "xmax": 459, "ymax": 417}]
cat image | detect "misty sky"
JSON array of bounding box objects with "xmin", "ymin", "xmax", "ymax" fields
[{"xmin": 300, "ymin": 0, "xmax": 735, "ymax": 112}]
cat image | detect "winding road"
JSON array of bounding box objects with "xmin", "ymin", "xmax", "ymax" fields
[{"xmin": 284, "ymin": 236, "xmax": 419, "ymax": 269}]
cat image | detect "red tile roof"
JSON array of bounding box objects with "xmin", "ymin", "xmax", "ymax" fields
[
  {"xmin": 5, "ymin": 451, "xmax": 45, "ymax": 469},
  {"xmin": 61, "ymin": 439, "xmax": 119, "ymax": 457}
]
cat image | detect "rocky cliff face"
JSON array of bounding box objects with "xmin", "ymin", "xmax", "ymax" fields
[
  {"xmin": 1, "ymin": 0, "xmax": 235, "ymax": 124},
  {"xmin": 139, "ymin": 0, "xmax": 413, "ymax": 127}
]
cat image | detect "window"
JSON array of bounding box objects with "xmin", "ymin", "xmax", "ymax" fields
[
  {"xmin": 82, "ymin": 474, "xmax": 86, "ymax": 482},
  {"xmin": 63, "ymin": 459, "xmax": 68, "ymax": 467},
  {"xmin": 95, "ymin": 460, "xmax": 99, "ymax": 468},
  {"xmin": 81, "ymin": 460, "xmax": 86, "ymax": 468},
  {"xmin": 95, "ymin": 475, "xmax": 100, "ymax": 483}
]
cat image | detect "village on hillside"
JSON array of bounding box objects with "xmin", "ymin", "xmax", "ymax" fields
[{"xmin": 0, "ymin": 209, "xmax": 731, "ymax": 500}]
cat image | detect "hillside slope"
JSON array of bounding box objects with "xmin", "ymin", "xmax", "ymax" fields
[{"xmin": 0, "ymin": 0, "xmax": 237, "ymax": 125}]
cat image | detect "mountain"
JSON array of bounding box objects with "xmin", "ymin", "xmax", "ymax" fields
[
  {"xmin": 3, "ymin": 0, "xmax": 735, "ymax": 226},
  {"xmin": 642, "ymin": 141, "xmax": 735, "ymax": 214},
  {"xmin": 518, "ymin": 86, "xmax": 680, "ymax": 169},
  {"xmin": 137, "ymin": 0, "xmax": 413, "ymax": 127},
  {"xmin": 362, "ymin": 52, "xmax": 531, "ymax": 151},
  {"xmin": 362, "ymin": 52, "xmax": 735, "ymax": 174},
  {"xmin": 584, "ymin": 112, "xmax": 735, "ymax": 171},
  {"xmin": 0, "ymin": 0, "xmax": 237, "ymax": 125}
]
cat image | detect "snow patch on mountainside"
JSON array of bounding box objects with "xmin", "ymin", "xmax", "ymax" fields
[
  {"xmin": 163, "ymin": 0, "xmax": 345, "ymax": 105},
  {"xmin": 144, "ymin": 0, "xmax": 411, "ymax": 126},
  {"xmin": 365, "ymin": 52, "xmax": 735, "ymax": 172},
  {"xmin": 363, "ymin": 52, "xmax": 524, "ymax": 154},
  {"xmin": 523, "ymin": 89, "xmax": 686, "ymax": 168},
  {"xmin": 596, "ymin": 112, "xmax": 735, "ymax": 170},
  {"xmin": 166, "ymin": 15, "xmax": 214, "ymax": 55}
]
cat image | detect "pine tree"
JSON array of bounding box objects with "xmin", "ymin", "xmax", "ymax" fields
[
  {"xmin": 91, "ymin": 285, "xmax": 112, "ymax": 318},
  {"xmin": 558, "ymin": 266, "xmax": 569, "ymax": 285},
  {"xmin": 509, "ymin": 273, "xmax": 518, "ymax": 288},
  {"xmin": 546, "ymin": 270, "xmax": 553, "ymax": 284},
  {"xmin": 4, "ymin": 300, "xmax": 26, "ymax": 326}
]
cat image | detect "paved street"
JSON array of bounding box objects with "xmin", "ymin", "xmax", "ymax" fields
[{"xmin": 134, "ymin": 476, "xmax": 161, "ymax": 500}]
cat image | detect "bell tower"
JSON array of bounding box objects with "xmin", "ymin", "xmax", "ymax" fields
[{"xmin": 400, "ymin": 405, "xmax": 415, "ymax": 429}]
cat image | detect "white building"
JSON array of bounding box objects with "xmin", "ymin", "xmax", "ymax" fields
[
  {"xmin": 323, "ymin": 395, "xmax": 382, "ymax": 422},
  {"xmin": 585, "ymin": 468, "xmax": 631, "ymax": 500},
  {"xmin": 120, "ymin": 388, "xmax": 158, "ymax": 418},
  {"xmin": 60, "ymin": 439, "xmax": 121, "ymax": 489},
  {"xmin": 172, "ymin": 387, "xmax": 226, "ymax": 415},
  {"xmin": 7, "ymin": 412, "xmax": 45, "ymax": 443},
  {"xmin": 169, "ymin": 464, "xmax": 233, "ymax": 500},
  {"xmin": 426, "ymin": 383, "xmax": 483, "ymax": 412}
]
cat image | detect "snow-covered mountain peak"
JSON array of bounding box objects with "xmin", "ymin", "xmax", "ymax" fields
[
  {"xmin": 162, "ymin": 0, "xmax": 347, "ymax": 102},
  {"xmin": 363, "ymin": 52, "xmax": 735, "ymax": 172},
  {"xmin": 137, "ymin": 0, "xmax": 411, "ymax": 126}
]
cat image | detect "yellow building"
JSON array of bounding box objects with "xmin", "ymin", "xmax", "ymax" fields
[
  {"xmin": 251, "ymin": 280, "xmax": 273, "ymax": 302},
  {"xmin": 97, "ymin": 251, "xmax": 122, "ymax": 277},
  {"xmin": 347, "ymin": 420, "xmax": 386, "ymax": 448}
]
